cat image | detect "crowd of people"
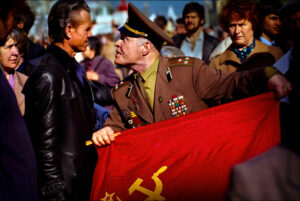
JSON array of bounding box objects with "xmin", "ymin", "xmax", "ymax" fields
[{"xmin": 0, "ymin": 0, "xmax": 299, "ymax": 200}]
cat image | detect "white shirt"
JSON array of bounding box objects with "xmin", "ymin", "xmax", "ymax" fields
[{"xmin": 180, "ymin": 31, "xmax": 204, "ymax": 59}]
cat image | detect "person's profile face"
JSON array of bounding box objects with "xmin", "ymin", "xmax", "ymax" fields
[
  {"xmin": 263, "ymin": 14, "xmax": 282, "ymax": 36},
  {"xmin": 68, "ymin": 10, "xmax": 92, "ymax": 53},
  {"xmin": 114, "ymin": 34, "xmax": 142, "ymax": 67}
]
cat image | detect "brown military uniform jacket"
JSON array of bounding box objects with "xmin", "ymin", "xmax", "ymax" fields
[{"xmin": 104, "ymin": 56, "xmax": 268, "ymax": 131}]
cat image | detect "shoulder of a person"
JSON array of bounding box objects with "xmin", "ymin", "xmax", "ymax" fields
[
  {"xmin": 233, "ymin": 145, "xmax": 289, "ymax": 173},
  {"xmin": 255, "ymin": 40, "xmax": 274, "ymax": 51},
  {"xmin": 269, "ymin": 45, "xmax": 283, "ymax": 58},
  {"xmin": 112, "ymin": 74, "xmax": 133, "ymax": 93},
  {"xmin": 204, "ymin": 32, "xmax": 220, "ymax": 43},
  {"xmin": 209, "ymin": 54, "xmax": 221, "ymax": 68},
  {"xmin": 172, "ymin": 34, "xmax": 186, "ymax": 41},
  {"xmin": 256, "ymin": 40, "xmax": 283, "ymax": 58},
  {"xmin": 93, "ymin": 55, "xmax": 111, "ymax": 65},
  {"xmin": 27, "ymin": 54, "xmax": 64, "ymax": 85},
  {"xmin": 167, "ymin": 56, "xmax": 200, "ymax": 68},
  {"xmin": 15, "ymin": 71, "xmax": 28, "ymax": 84},
  {"xmin": 99, "ymin": 56, "xmax": 114, "ymax": 65}
]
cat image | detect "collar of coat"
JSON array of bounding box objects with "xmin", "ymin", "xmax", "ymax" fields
[
  {"xmin": 47, "ymin": 44, "xmax": 79, "ymax": 72},
  {"xmin": 219, "ymin": 40, "xmax": 276, "ymax": 65}
]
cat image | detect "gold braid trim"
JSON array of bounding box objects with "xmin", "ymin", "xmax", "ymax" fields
[{"xmin": 124, "ymin": 24, "xmax": 148, "ymax": 37}]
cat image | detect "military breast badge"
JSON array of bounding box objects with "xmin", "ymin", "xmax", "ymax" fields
[
  {"xmin": 125, "ymin": 111, "xmax": 142, "ymax": 128},
  {"xmin": 168, "ymin": 95, "xmax": 187, "ymax": 117},
  {"xmin": 131, "ymin": 111, "xmax": 142, "ymax": 127}
]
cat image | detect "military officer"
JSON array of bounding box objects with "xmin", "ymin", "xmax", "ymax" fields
[{"xmin": 92, "ymin": 3, "xmax": 291, "ymax": 147}]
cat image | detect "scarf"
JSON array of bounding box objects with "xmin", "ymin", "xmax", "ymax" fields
[{"xmin": 233, "ymin": 39, "xmax": 255, "ymax": 62}]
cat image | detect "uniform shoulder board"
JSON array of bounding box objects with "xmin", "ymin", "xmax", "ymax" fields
[
  {"xmin": 113, "ymin": 80, "xmax": 131, "ymax": 92},
  {"xmin": 168, "ymin": 57, "xmax": 195, "ymax": 67}
]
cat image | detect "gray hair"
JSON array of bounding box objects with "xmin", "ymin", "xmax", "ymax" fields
[{"xmin": 137, "ymin": 37, "xmax": 149, "ymax": 46}]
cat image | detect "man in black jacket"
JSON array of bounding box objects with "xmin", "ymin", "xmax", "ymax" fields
[
  {"xmin": 23, "ymin": 0, "xmax": 97, "ymax": 200},
  {"xmin": 172, "ymin": 2, "xmax": 219, "ymax": 64}
]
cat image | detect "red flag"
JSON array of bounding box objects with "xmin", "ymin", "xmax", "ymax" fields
[{"xmin": 90, "ymin": 92, "xmax": 280, "ymax": 201}]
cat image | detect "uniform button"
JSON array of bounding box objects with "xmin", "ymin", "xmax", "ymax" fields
[{"xmin": 158, "ymin": 96, "xmax": 163, "ymax": 103}]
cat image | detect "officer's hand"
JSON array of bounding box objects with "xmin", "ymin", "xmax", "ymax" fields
[
  {"xmin": 92, "ymin": 127, "xmax": 115, "ymax": 147},
  {"xmin": 267, "ymin": 74, "xmax": 292, "ymax": 100}
]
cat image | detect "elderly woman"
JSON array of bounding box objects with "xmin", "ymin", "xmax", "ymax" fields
[
  {"xmin": 0, "ymin": 28, "xmax": 27, "ymax": 115},
  {"xmin": 210, "ymin": 0, "xmax": 283, "ymax": 72}
]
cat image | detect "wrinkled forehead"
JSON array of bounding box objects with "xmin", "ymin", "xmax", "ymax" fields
[
  {"xmin": 0, "ymin": 38, "xmax": 14, "ymax": 50},
  {"xmin": 228, "ymin": 18, "xmax": 249, "ymax": 25}
]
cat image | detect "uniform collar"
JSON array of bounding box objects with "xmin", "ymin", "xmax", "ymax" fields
[{"xmin": 140, "ymin": 57, "xmax": 159, "ymax": 82}]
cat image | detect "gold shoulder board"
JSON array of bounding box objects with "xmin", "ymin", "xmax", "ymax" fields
[
  {"xmin": 113, "ymin": 81, "xmax": 131, "ymax": 92},
  {"xmin": 168, "ymin": 57, "xmax": 195, "ymax": 67}
]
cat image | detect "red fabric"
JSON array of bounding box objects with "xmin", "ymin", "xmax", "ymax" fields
[{"xmin": 90, "ymin": 92, "xmax": 280, "ymax": 201}]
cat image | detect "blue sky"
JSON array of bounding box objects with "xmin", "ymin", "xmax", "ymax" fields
[{"xmin": 109, "ymin": 1, "xmax": 203, "ymax": 17}]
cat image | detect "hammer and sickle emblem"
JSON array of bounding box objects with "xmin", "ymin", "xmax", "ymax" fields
[{"xmin": 128, "ymin": 166, "xmax": 167, "ymax": 201}]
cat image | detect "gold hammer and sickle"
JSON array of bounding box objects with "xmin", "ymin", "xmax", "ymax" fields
[{"xmin": 128, "ymin": 166, "xmax": 168, "ymax": 201}]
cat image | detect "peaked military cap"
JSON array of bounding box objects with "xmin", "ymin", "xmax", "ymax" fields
[{"xmin": 119, "ymin": 3, "xmax": 174, "ymax": 49}]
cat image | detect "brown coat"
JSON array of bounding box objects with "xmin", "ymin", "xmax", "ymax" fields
[
  {"xmin": 104, "ymin": 56, "xmax": 269, "ymax": 131},
  {"xmin": 14, "ymin": 72, "xmax": 27, "ymax": 116},
  {"xmin": 209, "ymin": 40, "xmax": 283, "ymax": 72}
]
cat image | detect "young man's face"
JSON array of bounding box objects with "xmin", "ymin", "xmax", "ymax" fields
[
  {"xmin": 184, "ymin": 12, "xmax": 204, "ymax": 33},
  {"xmin": 263, "ymin": 14, "xmax": 282, "ymax": 36},
  {"xmin": 68, "ymin": 9, "xmax": 92, "ymax": 53},
  {"xmin": 114, "ymin": 34, "xmax": 143, "ymax": 67}
]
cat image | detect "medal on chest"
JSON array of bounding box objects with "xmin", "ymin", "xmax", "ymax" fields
[
  {"xmin": 124, "ymin": 110, "xmax": 143, "ymax": 128},
  {"xmin": 168, "ymin": 95, "xmax": 188, "ymax": 117}
]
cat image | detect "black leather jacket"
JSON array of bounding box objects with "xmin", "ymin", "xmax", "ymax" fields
[{"xmin": 23, "ymin": 45, "xmax": 97, "ymax": 201}]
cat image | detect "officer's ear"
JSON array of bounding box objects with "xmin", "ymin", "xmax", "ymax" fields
[{"xmin": 142, "ymin": 41, "xmax": 151, "ymax": 56}]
